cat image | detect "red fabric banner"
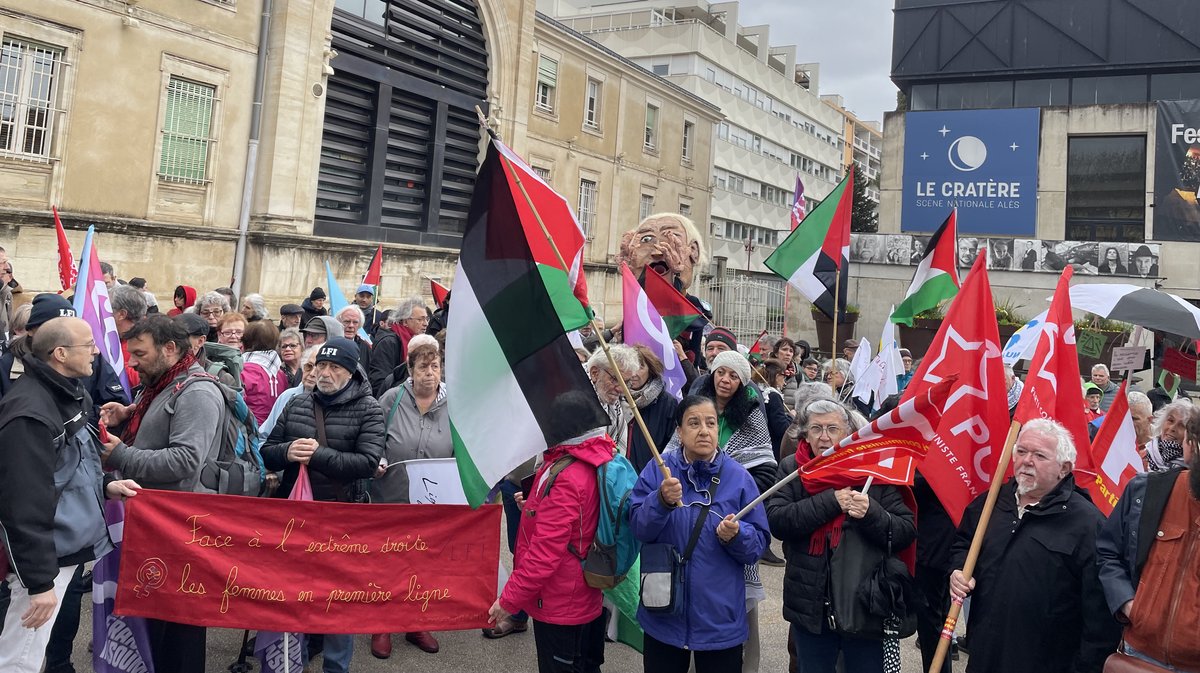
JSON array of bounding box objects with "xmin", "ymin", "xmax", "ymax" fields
[{"xmin": 116, "ymin": 490, "xmax": 501, "ymax": 634}]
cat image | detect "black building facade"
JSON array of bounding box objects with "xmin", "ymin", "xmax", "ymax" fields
[{"xmin": 316, "ymin": 0, "xmax": 490, "ymax": 247}]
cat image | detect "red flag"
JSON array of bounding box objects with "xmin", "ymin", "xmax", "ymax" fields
[
  {"xmin": 642, "ymin": 266, "xmax": 700, "ymax": 338},
  {"xmin": 802, "ymin": 376, "xmax": 955, "ymax": 491},
  {"xmin": 361, "ymin": 245, "xmax": 383, "ymax": 297},
  {"xmin": 820, "ymin": 164, "xmax": 854, "ymax": 270},
  {"xmin": 899, "ymin": 253, "xmax": 1010, "ymax": 525},
  {"xmin": 1012, "ymin": 266, "xmax": 1095, "ymax": 479},
  {"xmin": 431, "ymin": 279, "xmax": 450, "ymax": 309},
  {"xmin": 748, "ymin": 329, "xmax": 769, "ymax": 355},
  {"xmin": 1088, "ymin": 382, "xmax": 1145, "ymax": 516},
  {"xmin": 52, "ymin": 206, "xmax": 77, "ymax": 293}
]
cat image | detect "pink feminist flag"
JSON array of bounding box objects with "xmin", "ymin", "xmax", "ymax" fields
[
  {"xmin": 621, "ymin": 263, "xmax": 686, "ymax": 398},
  {"xmin": 73, "ymin": 226, "xmax": 130, "ymax": 396}
]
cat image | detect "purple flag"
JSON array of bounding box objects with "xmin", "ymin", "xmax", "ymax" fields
[
  {"xmin": 254, "ymin": 632, "xmax": 305, "ymax": 673},
  {"xmin": 621, "ymin": 265, "xmax": 686, "ymax": 398},
  {"xmin": 92, "ymin": 500, "xmax": 155, "ymax": 673},
  {"xmin": 73, "ymin": 227, "xmax": 130, "ymax": 396}
]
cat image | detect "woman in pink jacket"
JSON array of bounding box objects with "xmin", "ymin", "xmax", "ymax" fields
[
  {"xmin": 240, "ymin": 320, "xmax": 288, "ymax": 424},
  {"xmin": 488, "ymin": 393, "xmax": 612, "ymax": 673}
]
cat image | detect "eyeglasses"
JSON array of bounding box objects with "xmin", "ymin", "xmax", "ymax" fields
[
  {"xmin": 806, "ymin": 424, "xmax": 845, "ymax": 437},
  {"xmin": 200, "ymin": 309, "xmax": 224, "ymax": 317},
  {"xmin": 280, "ymin": 343, "xmax": 300, "ymax": 349},
  {"xmin": 219, "ymin": 330, "xmax": 244, "ymax": 338},
  {"xmin": 57, "ymin": 341, "xmax": 95, "ymax": 352},
  {"xmin": 408, "ymin": 315, "xmax": 430, "ymax": 323}
]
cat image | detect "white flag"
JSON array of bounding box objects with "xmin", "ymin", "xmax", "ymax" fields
[{"xmin": 854, "ymin": 307, "xmax": 904, "ymax": 405}]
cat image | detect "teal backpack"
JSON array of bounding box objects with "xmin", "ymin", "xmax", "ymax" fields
[{"xmin": 542, "ymin": 453, "xmax": 641, "ymax": 589}]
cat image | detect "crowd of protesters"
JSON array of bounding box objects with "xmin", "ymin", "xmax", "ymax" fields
[{"xmin": 0, "ymin": 251, "xmax": 1197, "ymax": 673}]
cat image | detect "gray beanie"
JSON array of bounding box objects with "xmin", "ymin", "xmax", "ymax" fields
[{"xmin": 710, "ymin": 350, "xmax": 751, "ymax": 386}]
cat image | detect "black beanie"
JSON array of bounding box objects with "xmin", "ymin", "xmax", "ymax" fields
[
  {"xmin": 310, "ymin": 287, "xmax": 327, "ymax": 301},
  {"xmin": 28, "ymin": 294, "xmax": 77, "ymax": 329}
]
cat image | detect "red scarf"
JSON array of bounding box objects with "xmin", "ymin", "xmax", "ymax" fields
[
  {"xmin": 390, "ymin": 322, "xmax": 415, "ymax": 359},
  {"xmin": 796, "ymin": 439, "xmax": 848, "ymax": 556},
  {"xmin": 123, "ymin": 351, "xmax": 196, "ymax": 443}
]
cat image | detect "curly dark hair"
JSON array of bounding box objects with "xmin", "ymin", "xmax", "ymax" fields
[{"xmin": 696, "ymin": 373, "xmax": 755, "ymax": 431}]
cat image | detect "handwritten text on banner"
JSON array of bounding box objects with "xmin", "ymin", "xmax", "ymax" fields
[{"xmin": 116, "ymin": 489, "xmax": 501, "ymax": 634}]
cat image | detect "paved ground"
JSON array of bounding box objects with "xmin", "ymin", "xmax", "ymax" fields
[{"xmin": 71, "ymin": 538, "xmax": 960, "ymax": 672}]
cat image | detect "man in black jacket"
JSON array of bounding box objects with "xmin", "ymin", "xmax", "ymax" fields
[
  {"xmin": 262, "ymin": 337, "xmax": 385, "ymax": 670},
  {"xmin": 949, "ymin": 419, "xmax": 1120, "ymax": 673},
  {"xmin": 0, "ymin": 317, "xmax": 139, "ymax": 672}
]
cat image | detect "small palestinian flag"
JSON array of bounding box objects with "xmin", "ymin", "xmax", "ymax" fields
[
  {"xmin": 642, "ymin": 266, "xmax": 700, "ymax": 339},
  {"xmin": 448, "ymin": 136, "xmax": 610, "ymax": 507},
  {"xmin": 431, "ymin": 279, "xmax": 450, "ymax": 309},
  {"xmin": 765, "ymin": 166, "xmax": 853, "ymax": 321},
  {"xmin": 360, "ymin": 244, "xmax": 383, "ymax": 300},
  {"xmin": 890, "ymin": 209, "xmax": 960, "ymax": 326}
]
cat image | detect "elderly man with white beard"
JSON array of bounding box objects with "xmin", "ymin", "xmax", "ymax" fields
[{"xmin": 947, "ymin": 419, "xmax": 1120, "ymax": 673}]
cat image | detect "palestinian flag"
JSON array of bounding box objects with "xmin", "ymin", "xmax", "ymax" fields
[
  {"xmin": 431, "ymin": 279, "xmax": 450, "ymax": 309},
  {"xmin": 890, "ymin": 209, "xmax": 960, "ymax": 326},
  {"xmin": 765, "ymin": 166, "xmax": 853, "ymax": 321},
  {"xmin": 360, "ymin": 244, "xmax": 383, "ymax": 299},
  {"xmin": 493, "ymin": 139, "xmax": 591, "ymax": 331},
  {"xmin": 642, "ymin": 266, "xmax": 700, "ymax": 338},
  {"xmin": 448, "ymin": 137, "xmax": 610, "ymax": 507}
]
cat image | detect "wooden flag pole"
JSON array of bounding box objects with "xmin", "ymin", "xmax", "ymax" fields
[
  {"xmin": 478, "ymin": 110, "xmax": 671, "ymax": 481},
  {"xmin": 831, "ymin": 268, "xmax": 842, "ymax": 360},
  {"xmin": 927, "ymin": 419, "xmax": 1021, "ymax": 673}
]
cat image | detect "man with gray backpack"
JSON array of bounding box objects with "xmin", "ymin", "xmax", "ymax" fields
[{"xmin": 97, "ymin": 314, "xmax": 224, "ymax": 673}]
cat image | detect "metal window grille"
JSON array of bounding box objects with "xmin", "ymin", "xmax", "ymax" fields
[
  {"xmin": 159, "ymin": 76, "xmax": 216, "ymax": 184},
  {"xmin": 577, "ymin": 178, "xmax": 597, "ymax": 238},
  {"xmin": 532, "ymin": 166, "xmax": 551, "ymax": 180},
  {"xmin": 536, "ymin": 55, "xmax": 557, "ymax": 112},
  {"xmin": 639, "ymin": 193, "xmax": 654, "ymax": 220},
  {"xmin": 0, "ymin": 39, "xmax": 63, "ymax": 160},
  {"xmin": 644, "ymin": 104, "xmax": 658, "ymax": 149},
  {"xmin": 584, "ymin": 79, "xmax": 600, "ymax": 129},
  {"xmin": 682, "ymin": 120, "xmax": 694, "ymax": 160}
]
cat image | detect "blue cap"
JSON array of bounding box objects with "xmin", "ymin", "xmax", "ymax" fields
[{"xmin": 355, "ymin": 283, "xmax": 375, "ymax": 296}]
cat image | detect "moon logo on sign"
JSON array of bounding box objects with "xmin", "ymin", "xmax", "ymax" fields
[{"xmin": 948, "ymin": 136, "xmax": 987, "ymax": 172}]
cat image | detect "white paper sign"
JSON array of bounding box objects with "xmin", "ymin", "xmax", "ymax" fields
[
  {"xmin": 1110, "ymin": 346, "xmax": 1148, "ymax": 373},
  {"xmin": 402, "ymin": 458, "xmax": 467, "ymax": 506}
]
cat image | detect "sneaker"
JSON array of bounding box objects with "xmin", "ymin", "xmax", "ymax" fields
[{"xmin": 482, "ymin": 617, "xmax": 529, "ymax": 639}]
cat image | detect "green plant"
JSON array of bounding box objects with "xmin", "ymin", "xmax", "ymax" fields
[
  {"xmin": 846, "ymin": 303, "xmax": 860, "ymax": 314},
  {"xmin": 1073, "ymin": 313, "xmax": 1132, "ymax": 334},
  {"xmin": 994, "ymin": 298, "xmax": 1027, "ymax": 327},
  {"xmin": 913, "ymin": 300, "xmax": 948, "ymax": 321}
]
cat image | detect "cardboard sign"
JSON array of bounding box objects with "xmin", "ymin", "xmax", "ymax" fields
[
  {"xmin": 1076, "ymin": 329, "xmax": 1107, "ymax": 359},
  {"xmin": 116, "ymin": 490, "xmax": 500, "ymax": 633},
  {"xmin": 1109, "ymin": 346, "xmax": 1148, "ymax": 373}
]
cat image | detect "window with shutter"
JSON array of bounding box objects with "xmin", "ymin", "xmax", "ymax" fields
[
  {"xmin": 159, "ymin": 77, "xmax": 216, "ymax": 184},
  {"xmin": 644, "ymin": 104, "xmax": 658, "ymax": 150},
  {"xmin": 536, "ymin": 55, "xmax": 558, "ymax": 112},
  {"xmin": 0, "ymin": 39, "xmax": 63, "ymax": 160}
]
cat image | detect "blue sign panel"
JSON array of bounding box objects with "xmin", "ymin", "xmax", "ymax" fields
[{"xmin": 901, "ymin": 108, "xmax": 1040, "ymax": 235}]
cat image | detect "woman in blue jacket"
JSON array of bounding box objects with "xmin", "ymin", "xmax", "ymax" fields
[{"xmin": 630, "ymin": 394, "xmax": 770, "ymax": 672}]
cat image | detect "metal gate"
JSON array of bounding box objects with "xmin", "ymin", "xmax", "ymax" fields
[{"xmin": 695, "ymin": 273, "xmax": 786, "ymax": 345}]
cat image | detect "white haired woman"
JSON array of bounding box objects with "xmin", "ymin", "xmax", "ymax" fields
[{"xmin": 1147, "ymin": 399, "xmax": 1192, "ymax": 472}]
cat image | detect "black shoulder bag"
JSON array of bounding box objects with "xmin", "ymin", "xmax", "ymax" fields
[
  {"xmin": 639, "ymin": 466, "xmax": 723, "ymax": 614},
  {"xmin": 829, "ymin": 510, "xmax": 917, "ymax": 639}
]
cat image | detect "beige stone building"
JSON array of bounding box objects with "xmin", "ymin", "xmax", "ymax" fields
[
  {"xmin": 0, "ymin": 0, "xmax": 716, "ymax": 323},
  {"xmin": 821, "ymin": 94, "xmax": 882, "ymax": 207},
  {"xmin": 524, "ymin": 12, "xmax": 719, "ymax": 320}
]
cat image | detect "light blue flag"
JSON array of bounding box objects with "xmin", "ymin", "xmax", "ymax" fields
[{"xmin": 324, "ymin": 261, "xmax": 372, "ymax": 344}]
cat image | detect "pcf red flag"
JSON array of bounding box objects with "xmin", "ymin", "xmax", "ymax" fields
[
  {"xmin": 1012, "ymin": 266, "xmax": 1094, "ymax": 482},
  {"xmin": 899, "ymin": 253, "xmax": 1009, "ymax": 525},
  {"xmin": 52, "ymin": 206, "xmax": 77, "ymax": 292},
  {"xmin": 802, "ymin": 376, "xmax": 955, "ymax": 492}
]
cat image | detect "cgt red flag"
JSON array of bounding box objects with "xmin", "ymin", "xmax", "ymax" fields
[
  {"xmin": 52, "ymin": 206, "xmax": 77, "ymax": 292},
  {"xmin": 899, "ymin": 253, "xmax": 1009, "ymax": 525},
  {"xmin": 1013, "ymin": 266, "xmax": 1095, "ymax": 481},
  {"xmin": 802, "ymin": 376, "xmax": 956, "ymax": 491},
  {"xmin": 1088, "ymin": 382, "xmax": 1146, "ymax": 516}
]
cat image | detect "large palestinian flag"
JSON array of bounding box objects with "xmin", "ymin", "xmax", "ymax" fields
[
  {"xmin": 448, "ymin": 137, "xmax": 610, "ymax": 506},
  {"xmin": 890, "ymin": 209, "xmax": 960, "ymax": 326},
  {"xmin": 765, "ymin": 166, "xmax": 853, "ymax": 320}
]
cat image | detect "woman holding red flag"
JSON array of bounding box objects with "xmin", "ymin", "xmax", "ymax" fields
[{"xmin": 766, "ymin": 398, "xmax": 915, "ymax": 673}]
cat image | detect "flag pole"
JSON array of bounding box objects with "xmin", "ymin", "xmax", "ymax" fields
[
  {"xmin": 478, "ymin": 107, "xmax": 671, "ymax": 481},
  {"xmin": 831, "ymin": 267, "xmax": 842, "ymax": 360},
  {"xmin": 928, "ymin": 419, "xmax": 1021, "ymax": 673}
]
